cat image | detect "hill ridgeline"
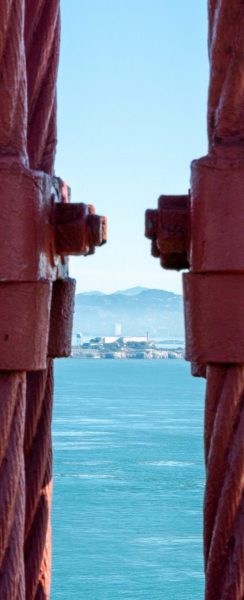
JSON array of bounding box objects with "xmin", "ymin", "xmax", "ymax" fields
[{"xmin": 73, "ymin": 287, "xmax": 184, "ymax": 339}]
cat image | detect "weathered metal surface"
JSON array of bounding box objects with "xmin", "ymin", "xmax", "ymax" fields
[
  {"xmin": 208, "ymin": 0, "xmax": 244, "ymax": 153},
  {"xmin": 184, "ymin": 273, "xmax": 244, "ymax": 363},
  {"xmin": 0, "ymin": 373, "xmax": 26, "ymax": 599},
  {"xmin": 0, "ymin": 162, "xmax": 55, "ymax": 282},
  {"xmin": 0, "ymin": 155, "xmax": 106, "ymax": 372},
  {"xmin": 48, "ymin": 278, "xmax": 76, "ymax": 358},
  {"xmin": 145, "ymin": 194, "xmax": 189, "ymax": 270},
  {"xmin": 0, "ymin": 281, "xmax": 52, "ymax": 371},
  {"xmin": 204, "ymin": 365, "xmax": 244, "ymax": 600},
  {"xmin": 0, "ymin": 0, "xmax": 27, "ymax": 162},
  {"xmin": 190, "ymin": 157, "xmax": 244, "ymax": 272},
  {"xmin": 54, "ymin": 202, "xmax": 107, "ymax": 256},
  {"xmin": 25, "ymin": 0, "xmax": 60, "ymax": 175},
  {"xmin": 25, "ymin": 361, "xmax": 53, "ymax": 600}
]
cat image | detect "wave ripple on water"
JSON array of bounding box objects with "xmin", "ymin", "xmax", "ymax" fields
[{"xmin": 51, "ymin": 359, "xmax": 205, "ymax": 600}]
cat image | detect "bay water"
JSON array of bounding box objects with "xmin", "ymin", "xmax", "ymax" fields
[{"xmin": 51, "ymin": 359, "xmax": 205, "ymax": 599}]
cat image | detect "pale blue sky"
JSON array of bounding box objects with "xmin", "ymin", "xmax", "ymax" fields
[{"xmin": 56, "ymin": 1, "xmax": 209, "ymax": 294}]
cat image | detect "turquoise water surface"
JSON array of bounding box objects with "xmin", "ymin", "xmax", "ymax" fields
[{"xmin": 51, "ymin": 359, "xmax": 205, "ymax": 599}]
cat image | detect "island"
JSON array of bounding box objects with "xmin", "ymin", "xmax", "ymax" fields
[{"xmin": 71, "ymin": 336, "xmax": 184, "ymax": 360}]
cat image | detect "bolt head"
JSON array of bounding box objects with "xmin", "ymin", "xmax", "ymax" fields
[
  {"xmin": 191, "ymin": 362, "xmax": 207, "ymax": 378},
  {"xmin": 54, "ymin": 203, "xmax": 90, "ymax": 255},
  {"xmin": 145, "ymin": 209, "xmax": 158, "ymax": 240},
  {"xmin": 145, "ymin": 194, "xmax": 190, "ymax": 271},
  {"xmin": 87, "ymin": 214, "xmax": 107, "ymax": 249}
]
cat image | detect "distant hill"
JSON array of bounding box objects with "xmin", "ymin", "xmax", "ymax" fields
[
  {"xmin": 73, "ymin": 287, "xmax": 184, "ymax": 339},
  {"xmin": 112, "ymin": 286, "xmax": 148, "ymax": 296}
]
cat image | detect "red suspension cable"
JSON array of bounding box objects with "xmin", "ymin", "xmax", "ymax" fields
[
  {"xmin": 203, "ymin": 2, "xmax": 244, "ymax": 598},
  {"xmin": 204, "ymin": 366, "xmax": 244, "ymax": 599},
  {"xmin": 208, "ymin": 0, "xmax": 244, "ymax": 151},
  {"xmin": 25, "ymin": 0, "xmax": 60, "ymax": 174},
  {"xmin": 24, "ymin": 362, "xmax": 53, "ymax": 600},
  {"xmin": 0, "ymin": 0, "xmax": 27, "ymax": 161},
  {"xmin": 24, "ymin": 2, "xmax": 60, "ymax": 596},
  {"xmin": 0, "ymin": 374, "xmax": 26, "ymax": 599},
  {"xmin": 0, "ymin": 3, "xmax": 28, "ymax": 598}
]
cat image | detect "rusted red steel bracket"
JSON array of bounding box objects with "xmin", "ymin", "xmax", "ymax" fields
[
  {"xmin": 0, "ymin": 159, "xmax": 106, "ymax": 371},
  {"xmin": 145, "ymin": 156, "xmax": 244, "ymax": 376},
  {"xmin": 145, "ymin": 193, "xmax": 203, "ymax": 375},
  {"xmin": 145, "ymin": 194, "xmax": 190, "ymax": 271},
  {"xmin": 145, "ymin": 157, "xmax": 244, "ymax": 597}
]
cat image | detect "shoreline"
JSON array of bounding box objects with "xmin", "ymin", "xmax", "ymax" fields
[{"xmin": 71, "ymin": 348, "xmax": 185, "ymax": 360}]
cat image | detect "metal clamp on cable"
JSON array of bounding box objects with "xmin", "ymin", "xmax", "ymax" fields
[
  {"xmin": 0, "ymin": 161, "xmax": 107, "ymax": 369},
  {"xmin": 184, "ymin": 155, "xmax": 244, "ymax": 366},
  {"xmin": 145, "ymin": 194, "xmax": 190, "ymax": 270}
]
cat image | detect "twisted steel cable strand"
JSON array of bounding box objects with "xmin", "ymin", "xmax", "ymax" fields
[
  {"xmin": 0, "ymin": 0, "xmax": 27, "ymax": 162},
  {"xmin": 0, "ymin": 2, "xmax": 28, "ymax": 598},
  {"xmin": 208, "ymin": 0, "xmax": 244, "ymax": 151},
  {"xmin": 0, "ymin": 374, "xmax": 26, "ymax": 599},
  {"xmin": 204, "ymin": 366, "xmax": 244, "ymax": 599},
  {"xmin": 203, "ymin": 2, "xmax": 244, "ymax": 598},
  {"xmin": 25, "ymin": 0, "xmax": 60, "ymax": 175},
  {"xmin": 24, "ymin": 362, "xmax": 53, "ymax": 600},
  {"xmin": 24, "ymin": 2, "xmax": 60, "ymax": 596}
]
